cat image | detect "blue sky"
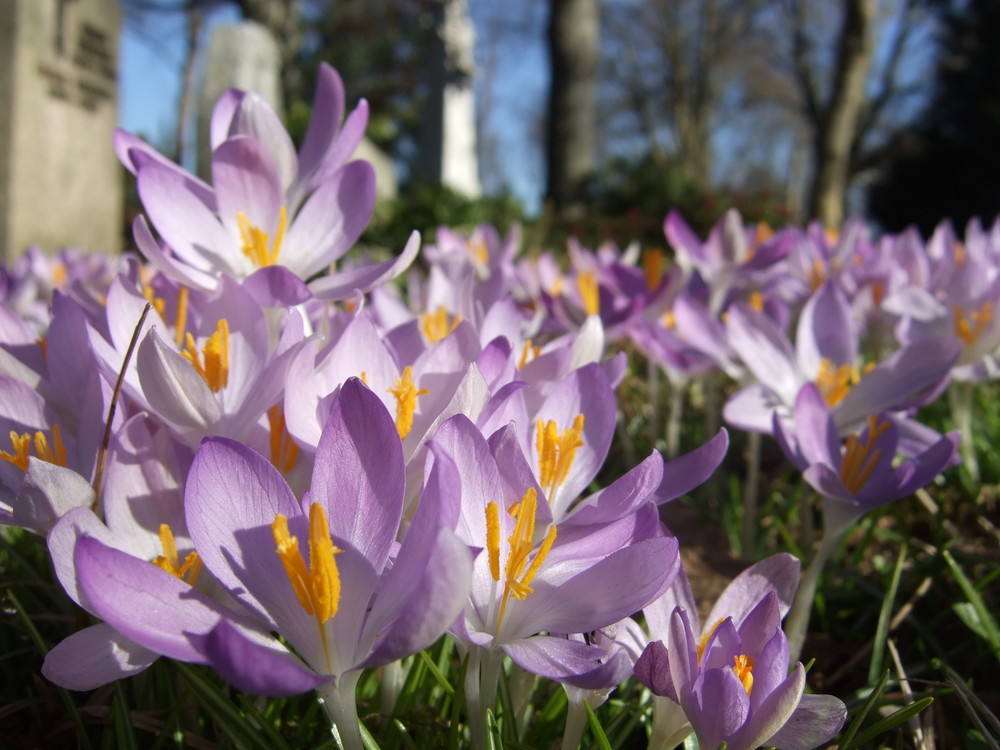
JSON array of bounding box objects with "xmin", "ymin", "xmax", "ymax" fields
[{"xmin": 118, "ymin": 3, "xmax": 549, "ymax": 211}]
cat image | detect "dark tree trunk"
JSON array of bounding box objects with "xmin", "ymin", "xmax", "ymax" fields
[
  {"xmin": 545, "ymin": 0, "xmax": 599, "ymax": 216},
  {"xmin": 808, "ymin": 0, "xmax": 874, "ymax": 228}
]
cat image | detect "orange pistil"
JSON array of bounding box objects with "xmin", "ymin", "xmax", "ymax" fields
[
  {"xmin": 181, "ymin": 318, "xmax": 230, "ymax": 392},
  {"xmin": 268, "ymin": 405, "xmax": 299, "ymax": 473},
  {"xmin": 536, "ymin": 415, "xmax": 585, "ymax": 501},
  {"xmin": 840, "ymin": 416, "xmax": 891, "ymax": 494},
  {"xmin": 0, "ymin": 425, "xmax": 67, "ymax": 472},
  {"xmin": 238, "ymin": 206, "xmax": 287, "ymax": 268},
  {"xmin": 643, "ymin": 249, "xmax": 664, "ymax": 291},
  {"xmin": 577, "ymin": 272, "xmax": 599, "ymax": 316},
  {"xmin": 152, "ymin": 524, "xmax": 203, "ymax": 586},
  {"xmin": 953, "ymin": 302, "xmax": 993, "ymax": 346},
  {"xmin": 485, "ymin": 488, "xmax": 557, "ymax": 628},
  {"xmin": 733, "ymin": 654, "xmax": 755, "ymax": 695},
  {"xmin": 421, "ymin": 307, "xmax": 461, "ymax": 343},
  {"xmin": 388, "ymin": 366, "xmax": 429, "ymax": 441},
  {"xmin": 815, "ymin": 358, "xmax": 861, "ymax": 408}
]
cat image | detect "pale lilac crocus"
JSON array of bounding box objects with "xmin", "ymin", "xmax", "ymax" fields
[
  {"xmin": 71, "ymin": 379, "xmax": 472, "ymax": 750},
  {"xmin": 119, "ymin": 63, "xmax": 417, "ymax": 304},
  {"xmin": 724, "ymin": 280, "xmax": 959, "ymax": 436},
  {"xmin": 636, "ymin": 554, "xmax": 847, "ymax": 750},
  {"xmin": 773, "ymin": 382, "xmax": 959, "ymax": 660},
  {"xmin": 426, "ymin": 413, "xmax": 680, "ymax": 749}
]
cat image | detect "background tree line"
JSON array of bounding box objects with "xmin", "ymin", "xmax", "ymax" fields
[{"xmin": 121, "ymin": 0, "xmax": 997, "ymax": 240}]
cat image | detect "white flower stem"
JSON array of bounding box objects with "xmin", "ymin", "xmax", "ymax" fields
[
  {"xmin": 741, "ymin": 430, "xmax": 762, "ymax": 557},
  {"xmin": 317, "ymin": 671, "xmax": 363, "ymax": 750},
  {"xmin": 666, "ymin": 376, "xmax": 685, "ymax": 459},
  {"xmin": 786, "ymin": 530, "xmax": 841, "ymax": 664},
  {"xmin": 561, "ymin": 694, "xmax": 588, "ymax": 750},
  {"xmin": 949, "ymin": 380, "xmax": 979, "ymax": 485}
]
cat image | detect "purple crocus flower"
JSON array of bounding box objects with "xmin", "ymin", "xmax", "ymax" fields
[
  {"xmin": 118, "ymin": 63, "xmax": 416, "ymax": 304},
  {"xmin": 773, "ymin": 382, "xmax": 959, "ymax": 537},
  {"xmin": 636, "ymin": 554, "xmax": 847, "ymax": 750},
  {"xmin": 724, "ymin": 281, "xmax": 959, "ymax": 436},
  {"xmin": 68, "ymin": 379, "xmax": 472, "ymax": 750}
]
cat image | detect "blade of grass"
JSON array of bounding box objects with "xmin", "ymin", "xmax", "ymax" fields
[
  {"xmin": 5, "ymin": 588, "xmax": 92, "ymax": 750},
  {"xmin": 175, "ymin": 662, "xmax": 274, "ymax": 750},
  {"xmin": 850, "ymin": 698, "xmax": 934, "ymax": 747},
  {"xmin": 584, "ymin": 700, "xmax": 612, "ymax": 750},
  {"xmin": 838, "ymin": 668, "xmax": 891, "ymax": 750},
  {"xmin": 112, "ymin": 681, "xmax": 139, "ymax": 750},
  {"xmin": 942, "ymin": 550, "xmax": 1000, "ymax": 663},
  {"xmin": 868, "ymin": 543, "xmax": 907, "ymax": 684}
]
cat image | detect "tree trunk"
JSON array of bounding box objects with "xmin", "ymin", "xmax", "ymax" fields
[
  {"xmin": 808, "ymin": 0, "xmax": 874, "ymax": 228},
  {"xmin": 546, "ymin": 0, "xmax": 599, "ymax": 216}
]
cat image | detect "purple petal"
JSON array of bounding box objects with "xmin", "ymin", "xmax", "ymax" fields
[
  {"xmin": 75, "ymin": 537, "xmax": 227, "ymax": 663},
  {"xmin": 502, "ymin": 635, "xmax": 606, "ymax": 683},
  {"xmin": 42, "ymin": 623, "xmax": 157, "ymax": 690},
  {"xmin": 185, "ymin": 436, "xmax": 301, "ymax": 623},
  {"xmin": 204, "ymin": 619, "xmax": 328, "ymax": 697},
  {"xmin": 706, "ymin": 554, "xmax": 801, "ymax": 628},
  {"xmin": 309, "ymin": 230, "xmax": 421, "ymax": 301},
  {"xmin": 361, "ymin": 528, "xmax": 472, "ymax": 667},
  {"xmin": 242, "ymin": 266, "xmax": 314, "ymax": 306},
  {"xmin": 765, "ymin": 693, "xmax": 848, "ymax": 750},
  {"xmin": 634, "ymin": 640, "xmax": 678, "ymax": 701},
  {"xmin": 311, "ymin": 378, "xmax": 403, "ymax": 569},
  {"xmin": 796, "ymin": 282, "xmax": 857, "ymax": 376},
  {"xmin": 688, "ymin": 668, "xmax": 750, "ymax": 749},
  {"xmin": 656, "ymin": 428, "xmax": 729, "ymax": 503}
]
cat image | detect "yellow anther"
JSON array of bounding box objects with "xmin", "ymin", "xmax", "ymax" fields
[
  {"xmin": 754, "ymin": 222, "xmax": 774, "ymax": 247},
  {"xmin": 840, "ymin": 416, "xmax": 891, "ymax": 494},
  {"xmin": 359, "ymin": 371, "xmax": 369, "ymax": 385},
  {"xmin": 733, "ymin": 654, "xmax": 755, "ymax": 695},
  {"xmin": 808, "ymin": 257, "xmax": 826, "ymax": 291},
  {"xmin": 749, "ymin": 291, "xmax": 765, "ymax": 312},
  {"xmin": 486, "ymin": 502, "xmax": 501, "ymax": 583},
  {"xmin": 238, "ymin": 205, "xmax": 287, "ymax": 268},
  {"xmin": 955, "ymin": 242, "xmax": 967, "ymax": 269},
  {"xmin": 36, "ymin": 337, "xmax": 47, "ymax": 362},
  {"xmin": 487, "ymin": 488, "xmax": 557, "ymax": 627},
  {"xmin": 578, "ymin": 271, "xmax": 599, "ymax": 316},
  {"xmin": 953, "ymin": 302, "xmax": 993, "ymax": 346},
  {"xmin": 536, "ymin": 414, "xmax": 585, "ymax": 500},
  {"xmin": 181, "ymin": 318, "xmax": 230, "ymax": 393},
  {"xmin": 272, "ymin": 503, "xmax": 342, "ymax": 625},
  {"xmin": 52, "ymin": 263, "xmax": 68, "ymax": 287},
  {"xmin": 173, "ymin": 286, "xmax": 189, "ymax": 348},
  {"xmin": 268, "ymin": 405, "xmax": 299, "ymax": 473},
  {"xmin": 1, "ymin": 425, "xmax": 67, "ymax": 472},
  {"xmin": 142, "ymin": 284, "xmax": 167, "ymax": 321},
  {"xmin": 517, "ymin": 339, "xmax": 541, "ymax": 369},
  {"xmin": 663, "ymin": 309, "xmax": 677, "ymax": 330},
  {"xmin": 643, "ymin": 248, "xmax": 664, "ymax": 291},
  {"xmin": 815, "ymin": 358, "xmax": 861, "ymax": 407},
  {"xmin": 550, "ymin": 276, "xmax": 564, "ymax": 297},
  {"xmin": 1, "ymin": 432, "xmax": 32, "ymax": 471},
  {"xmin": 388, "ymin": 366, "xmax": 429, "ymax": 441},
  {"xmin": 420, "ymin": 307, "xmax": 461, "ymax": 343},
  {"xmin": 152, "ymin": 523, "xmax": 203, "ymax": 586},
  {"xmin": 469, "ymin": 238, "xmax": 489, "ymax": 267}
]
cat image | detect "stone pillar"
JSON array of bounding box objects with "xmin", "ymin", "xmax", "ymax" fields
[
  {"xmin": 0, "ymin": 0, "xmax": 123, "ymax": 260},
  {"xmin": 197, "ymin": 21, "xmax": 283, "ymax": 181},
  {"xmin": 415, "ymin": 0, "xmax": 480, "ymax": 197}
]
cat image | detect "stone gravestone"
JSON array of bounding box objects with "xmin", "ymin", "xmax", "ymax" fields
[
  {"xmin": 415, "ymin": 0, "xmax": 480, "ymax": 198},
  {"xmin": 198, "ymin": 20, "xmax": 397, "ymax": 202},
  {"xmin": 0, "ymin": 0, "xmax": 123, "ymax": 260},
  {"xmin": 197, "ymin": 21, "xmax": 283, "ymax": 182}
]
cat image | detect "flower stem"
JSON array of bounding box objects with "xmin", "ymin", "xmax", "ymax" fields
[
  {"xmin": 740, "ymin": 430, "xmax": 761, "ymax": 558},
  {"xmin": 561, "ymin": 694, "xmax": 588, "ymax": 750},
  {"xmin": 786, "ymin": 531, "xmax": 840, "ymax": 664},
  {"xmin": 948, "ymin": 380, "xmax": 979, "ymax": 485},
  {"xmin": 317, "ymin": 671, "xmax": 363, "ymax": 750}
]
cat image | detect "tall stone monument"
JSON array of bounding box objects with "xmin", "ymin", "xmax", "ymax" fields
[
  {"xmin": 416, "ymin": 0, "xmax": 481, "ymax": 197},
  {"xmin": 0, "ymin": 0, "xmax": 123, "ymax": 260}
]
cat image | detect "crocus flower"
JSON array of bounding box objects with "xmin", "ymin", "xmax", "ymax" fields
[
  {"xmin": 71, "ymin": 379, "xmax": 472, "ymax": 750},
  {"xmin": 724, "ymin": 281, "xmax": 959, "ymax": 435},
  {"xmin": 773, "ymin": 382, "xmax": 960, "ymax": 536},
  {"xmin": 119, "ymin": 63, "xmax": 417, "ymax": 304},
  {"xmin": 636, "ymin": 554, "xmax": 847, "ymax": 750},
  {"xmin": 426, "ymin": 413, "xmax": 679, "ymax": 748}
]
